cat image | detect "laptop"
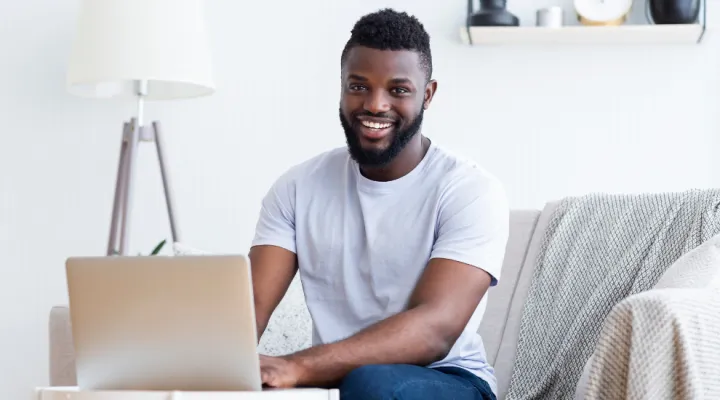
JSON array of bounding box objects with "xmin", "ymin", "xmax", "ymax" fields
[{"xmin": 65, "ymin": 254, "xmax": 263, "ymax": 392}]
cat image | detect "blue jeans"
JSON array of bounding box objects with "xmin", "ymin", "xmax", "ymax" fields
[{"xmin": 338, "ymin": 364, "xmax": 497, "ymax": 400}]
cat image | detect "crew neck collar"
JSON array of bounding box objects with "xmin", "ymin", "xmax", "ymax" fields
[{"xmin": 354, "ymin": 141, "xmax": 436, "ymax": 194}]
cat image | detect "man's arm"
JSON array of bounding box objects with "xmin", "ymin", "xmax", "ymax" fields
[
  {"xmin": 250, "ymin": 171, "xmax": 299, "ymax": 341},
  {"xmin": 250, "ymin": 245, "xmax": 297, "ymax": 340},
  {"xmin": 286, "ymin": 175, "xmax": 509, "ymax": 388},
  {"xmin": 287, "ymin": 257, "xmax": 494, "ymax": 387}
]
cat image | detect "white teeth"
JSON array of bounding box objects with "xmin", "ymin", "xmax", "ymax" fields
[{"xmin": 361, "ymin": 121, "xmax": 393, "ymax": 129}]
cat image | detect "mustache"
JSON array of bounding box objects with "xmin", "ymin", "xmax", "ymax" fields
[{"xmin": 354, "ymin": 111, "xmax": 397, "ymax": 120}]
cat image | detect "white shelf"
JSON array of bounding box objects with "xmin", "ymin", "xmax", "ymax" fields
[{"xmin": 460, "ymin": 24, "xmax": 705, "ymax": 45}]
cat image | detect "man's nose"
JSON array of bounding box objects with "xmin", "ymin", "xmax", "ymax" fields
[{"xmin": 364, "ymin": 91, "xmax": 391, "ymax": 114}]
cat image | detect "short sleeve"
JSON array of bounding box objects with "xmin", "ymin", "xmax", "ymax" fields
[
  {"xmin": 251, "ymin": 171, "xmax": 297, "ymax": 253},
  {"xmin": 430, "ymin": 174, "xmax": 510, "ymax": 286}
]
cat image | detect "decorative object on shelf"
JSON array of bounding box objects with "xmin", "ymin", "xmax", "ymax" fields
[
  {"xmin": 468, "ymin": 0, "xmax": 520, "ymax": 27},
  {"xmin": 574, "ymin": 0, "xmax": 633, "ymax": 26},
  {"xmin": 536, "ymin": 6, "xmax": 564, "ymax": 27},
  {"xmin": 647, "ymin": 0, "xmax": 700, "ymax": 24},
  {"xmin": 66, "ymin": 0, "xmax": 215, "ymax": 256}
]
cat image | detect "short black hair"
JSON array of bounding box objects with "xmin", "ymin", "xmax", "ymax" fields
[{"xmin": 341, "ymin": 8, "xmax": 433, "ymax": 82}]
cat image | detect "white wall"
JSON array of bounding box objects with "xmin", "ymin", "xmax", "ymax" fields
[{"xmin": 1, "ymin": 0, "xmax": 719, "ymax": 397}]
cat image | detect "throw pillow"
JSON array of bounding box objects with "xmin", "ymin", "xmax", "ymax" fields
[{"xmin": 653, "ymin": 233, "xmax": 720, "ymax": 289}]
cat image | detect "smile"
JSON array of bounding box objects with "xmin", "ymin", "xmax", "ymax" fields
[
  {"xmin": 361, "ymin": 120, "xmax": 394, "ymax": 130},
  {"xmin": 356, "ymin": 119, "xmax": 395, "ymax": 141}
]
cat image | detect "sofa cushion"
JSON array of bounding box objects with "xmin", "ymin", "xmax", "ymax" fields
[
  {"xmin": 492, "ymin": 200, "xmax": 562, "ymax": 400},
  {"xmin": 479, "ymin": 209, "xmax": 540, "ymax": 367},
  {"xmin": 654, "ymin": 233, "xmax": 720, "ymax": 290}
]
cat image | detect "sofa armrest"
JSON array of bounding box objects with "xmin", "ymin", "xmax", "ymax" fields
[
  {"xmin": 583, "ymin": 288, "xmax": 720, "ymax": 400},
  {"xmin": 49, "ymin": 305, "xmax": 76, "ymax": 386}
]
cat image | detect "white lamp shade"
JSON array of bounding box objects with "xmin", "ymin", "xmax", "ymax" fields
[{"xmin": 67, "ymin": 0, "xmax": 215, "ymax": 101}]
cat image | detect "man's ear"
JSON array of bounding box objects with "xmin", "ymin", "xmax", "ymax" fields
[{"xmin": 423, "ymin": 79, "xmax": 438, "ymax": 110}]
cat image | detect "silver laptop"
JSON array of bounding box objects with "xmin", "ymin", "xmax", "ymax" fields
[{"xmin": 65, "ymin": 254, "xmax": 263, "ymax": 392}]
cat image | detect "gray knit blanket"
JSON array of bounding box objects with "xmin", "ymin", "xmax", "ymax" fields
[{"xmin": 504, "ymin": 189, "xmax": 720, "ymax": 400}]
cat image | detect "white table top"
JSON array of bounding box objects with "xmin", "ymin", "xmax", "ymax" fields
[{"xmin": 35, "ymin": 387, "xmax": 340, "ymax": 400}]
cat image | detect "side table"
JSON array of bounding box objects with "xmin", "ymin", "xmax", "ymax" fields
[{"xmin": 35, "ymin": 387, "xmax": 340, "ymax": 400}]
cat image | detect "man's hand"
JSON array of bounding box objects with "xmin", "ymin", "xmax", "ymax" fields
[{"xmin": 260, "ymin": 355, "xmax": 306, "ymax": 389}]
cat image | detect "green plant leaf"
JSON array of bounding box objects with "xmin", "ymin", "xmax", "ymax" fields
[{"xmin": 150, "ymin": 239, "xmax": 167, "ymax": 256}]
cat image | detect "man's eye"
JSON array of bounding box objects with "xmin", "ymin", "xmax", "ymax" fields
[
  {"xmin": 392, "ymin": 87, "xmax": 410, "ymax": 94},
  {"xmin": 350, "ymin": 84, "xmax": 366, "ymax": 91}
]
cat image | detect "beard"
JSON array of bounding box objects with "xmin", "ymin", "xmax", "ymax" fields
[{"xmin": 340, "ymin": 107, "xmax": 424, "ymax": 167}]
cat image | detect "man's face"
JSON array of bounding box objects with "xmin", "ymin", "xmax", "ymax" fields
[{"xmin": 340, "ymin": 46, "xmax": 436, "ymax": 167}]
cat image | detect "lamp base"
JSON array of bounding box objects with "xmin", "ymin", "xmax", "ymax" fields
[{"xmin": 107, "ymin": 119, "xmax": 180, "ymax": 256}]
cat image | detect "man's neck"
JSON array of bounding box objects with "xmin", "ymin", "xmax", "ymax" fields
[{"xmin": 359, "ymin": 135, "xmax": 430, "ymax": 182}]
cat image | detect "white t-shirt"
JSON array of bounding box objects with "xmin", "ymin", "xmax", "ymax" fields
[{"xmin": 252, "ymin": 141, "xmax": 509, "ymax": 394}]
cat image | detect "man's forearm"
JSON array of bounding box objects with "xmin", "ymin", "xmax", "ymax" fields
[
  {"xmin": 287, "ymin": 304, "xmax": 452, "ymax": 388},
  {"xmin": 255, "ymin": 314, "xmax": 269, "ymax": 344}
]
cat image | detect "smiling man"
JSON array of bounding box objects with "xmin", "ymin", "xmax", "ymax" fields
[{"xmin": 249, "ymin": 8, "xmax": 509, "ymax": 400}]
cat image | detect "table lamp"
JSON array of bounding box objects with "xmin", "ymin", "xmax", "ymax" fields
[{"xmin": 66, "ymin": 0, "xmax": 215, "ymax": 256}]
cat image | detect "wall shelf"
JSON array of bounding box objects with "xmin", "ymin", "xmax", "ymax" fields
[
  {"xmin": 461, "ymin": 0, "xmax": 707, "ymax": 46},
  {"xmin": 459, "ymin": 23, "xmax": 706, "ymax": 46}
]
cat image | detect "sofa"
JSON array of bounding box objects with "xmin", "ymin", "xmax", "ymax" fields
[{"xmin": 47, "ymin": 199, "xmax": 720, "ymax": 399}]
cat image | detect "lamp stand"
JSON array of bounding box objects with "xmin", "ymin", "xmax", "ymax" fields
[{"xmin": 106, "ymin": 117, "xmax": 180, "ymax": 256}]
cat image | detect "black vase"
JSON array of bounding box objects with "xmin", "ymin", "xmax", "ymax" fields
[
  {"xmin": 648, "ymin": 0, "xmax": 700, "ymax": 24},
  {"xmin": 470, "ymin": 0, "xmax": 520, "ymax": 27}
]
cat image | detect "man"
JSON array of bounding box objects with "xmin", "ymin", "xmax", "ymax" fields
[{"xmin": 249, "ymin": 8, "xmax": 509, "ymax": 400}]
